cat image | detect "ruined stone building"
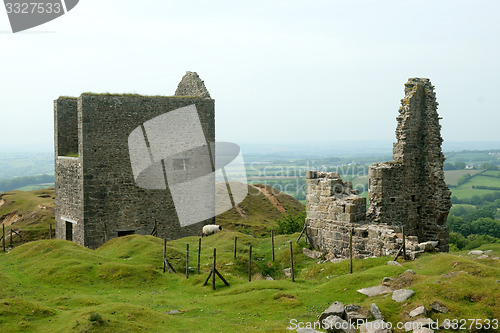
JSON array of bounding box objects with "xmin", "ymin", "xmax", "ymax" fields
[
  {"xmin": 306, "ymin": 78, "xmax": 451, "ymax": 258},
  {"xmin": 55, "ymin": 72, "xmax": 215, "ymax": 249}
]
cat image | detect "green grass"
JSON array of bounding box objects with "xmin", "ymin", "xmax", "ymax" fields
[
  {"xmin": 0, "ymin": 188, "xmax": 55, "ymax": 245},
  {"xmin": 0, "ymin": 234, "xmax": 499, "ymax": 332},
  {"xmin": 483, "ymin": 170, "xmax": 500, "ymax": 177},
  {"xmin": 467, "ymin": 175, "xmax": 500, "ymax": 188},
  {"xmin": 215, "ymin": 184, "xmax": 304, "ymax": 237}
]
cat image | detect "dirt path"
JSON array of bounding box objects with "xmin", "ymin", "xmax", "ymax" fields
[
  {"xmin": 1, "ymin": 211, "xmax": 19, "ymax": 228},
  {"xmin": 251, "ymin": 184, "xmax": 286, "ymax": 214}
]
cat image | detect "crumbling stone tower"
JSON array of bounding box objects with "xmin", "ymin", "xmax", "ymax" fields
[
  {"xmin": 54, "ymin": 72, "xmax": 215, "ymax": 249},
  {"xmin": 306, "ymin": 78, "xmax": 452, "ymax": 257},
  {"xmin": 367, "ymin": 78, "xmax": 451, "ymax": 251}
]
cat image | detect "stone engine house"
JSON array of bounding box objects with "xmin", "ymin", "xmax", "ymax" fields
[
  {"xmin": 54, "ymin": 72, "xmax": 215, "ymax": 249},
  {"xmin": 306, "ymin": 78, "xmax": 452, "ymax": 258}
]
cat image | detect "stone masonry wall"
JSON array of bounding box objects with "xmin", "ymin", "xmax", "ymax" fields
[
  {"xmin": 305, "ymin": 171, "xmax": 413, "ymax": 258},
  {"xmin": 367, "ymin": 78, "xmax": 451, "ymax": 251},
  {"xmin": 78, "ymin": 95, "xmax": 215, "ymax": 249},
  {"xmin": 54, "ymin": 157, "xmax": 84, "ymax": 243},
  {"xmin": 55, "ymin": 72, "xmax": 216, "ymax": 249},
  {"xmin": 54, "ymin": 98, "xmax": 78, "ymax": 156}
]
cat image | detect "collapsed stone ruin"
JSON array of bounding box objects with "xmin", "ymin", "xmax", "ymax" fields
[{"xmin": 305, "ymin": 78, "xmax": 452, "ymax": 259}]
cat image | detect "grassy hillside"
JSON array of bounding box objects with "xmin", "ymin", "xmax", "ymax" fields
[
  {"xmin": 0, "ymin": 234, "xmax": 499, "ymax": 332},
  {"xmin": 0, "ymin": 188, "xmax": 55, "ymax": 245},
  {"xmin": 0, "ymin": 185, "xmax": 304, "ymax": 246},
  {"xmin": 216, "ymin": 184, "xmax": 304, "ymax": 236}
]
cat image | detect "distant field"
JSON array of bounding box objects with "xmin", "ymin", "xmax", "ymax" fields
[
  {"xmin": 450, "ymin": 187, "xmax": 499, "ymax": 199},
  {"xmin": 467, "ymin": 175, "xmax": 500, "ymax": 187},
  {"xmin": 444, "ymin": 169, "xmax": 482, "ymax": 186},
  {"xmin": 483, "ymin": 170, "xmax": 500, "ymax": 177}
]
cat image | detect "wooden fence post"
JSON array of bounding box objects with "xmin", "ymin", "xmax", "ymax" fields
[
  {"xmin": 10, "ymin": 229, "xmax": 13, "ymax": 248},
  {"xmin": 248, "ymin": 245, "xmax": 252, "ymax": 282},
  {"xmin": 186, "ymin": 243, "xmax": 190, "ymax": 278},
  {"xmin": 402, "ymin": 226, "xmax": 406, "ymax": 261},
  {"xmin": 197, "ymin": 238, "xmax": 201, "ymax": 274},
  {"xmin": 271, "ymin": 230, "xmax": 275, "ymax": 262},
  {"xmin": 203, "ymin": 248, "xmax": 229, "ymax": 290},
  {"xmin": 2, "ymin": 224, "xmax": 5, "ymax": 252},
  {"xmin": 212, "ymin": 248, "xmax": 216, "ymax": 290},
  {"xmin": 163, "ymin": 239, "xmax": 166, "ymax": 273},
  {"xmin": 234, "ymin": 236, "xmax": 237, "ymax": 259},
  {"xmin": 49, "ymin": 224, "xmax": 52, "ymax": 240},
  {"xmin": 349, "ymin": 228, "xmax": 353, "ymax": 274},
  {"xmin": 290, "ymin": 241, "xmax": 295, "ymax": 282}
]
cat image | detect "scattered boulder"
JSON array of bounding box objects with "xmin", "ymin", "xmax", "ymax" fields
[
  {"xmin": 403, "ymin": 269, "xmax": 415, "ymax": 275},
  {"xmin": 264, "ymin": 275, "xmax": 274, "ymax": 281},
  {"xmin": 303, "ymin": 248, "xmax": 323, "ymax": 260},
  {"xmin": 358, "ymin": 319, "xmax": 392, "ymax": 333},
  {"xmin": 319, "ymin": 301, "xmax": 345, "ymax": 323},
  {"xmin": 430, "ymin": 302, "xmax": 448, "ymax": 314},
  {"xmin": 283, "ymin": 268, "xmax": 292, "ymax": 278},
  {"xmin": 392, "ymin": 289, "xmax": 415, "ymax": 302},
  {"xmin": 381, "ymin": 277, "xmax": 393, "ymax": 286},
  {"xmin": 477, "ymin": 255, "xmax": 489, "ymax": 259},
  {"xmin": 345, "ymin": 304, "xmax": 360, "ymax": 312},
  {"xmin": 345, "ymin": 304, "xmax": 368, "ymax": 325},
  {"xmin": 321, "ymin": 315, "xmax": 355, "ymax": 333},
  {"xmin": 407, "ymin": 251, "xmax": 424, "ymax": 260},
  {"xmin": 387, "ymin": 261, "xmax": 402, "ymax": 266},
  {"xmin": 468, "ymin": 250, "xmax": 484, "ymax": 256},
  {"xmin": 418, "ymin": 241, "xmax": 438, "ymax": 252},
  {"xmin": 358, "ymin": 285, "xmax": 392, "ymax": 297},
  {"xmin": 370, "ymin": 303, "xmax": 384, "ymax": 320},
  {"xmin": 409, "ymin": 305, "xmax": 426, "ymax": 318}
]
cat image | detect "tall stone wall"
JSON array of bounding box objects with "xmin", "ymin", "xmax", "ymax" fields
[
  {"xmin": 55, "ymin": 72, "xmax": 216, "ymax": 249},
  {"xmin": 54, "ymin": 157, "xmax": 84, "ymax": 243},
  {"xmin": 367, "ymin": 78, "xmax": 451, "ymax": 251},
  {"xmin": 79, "ymin": 95, "xmax": 215, "ymax": 249},
  {"xmin": 54, "ymin": 98, "xmax": 78, "ymax": 156}
]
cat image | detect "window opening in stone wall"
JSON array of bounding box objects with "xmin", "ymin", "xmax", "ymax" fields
[
  {"xmin": 118, "ymin": 230, "xmax": 135, "ymax": 237},
  {"xmin": 411, "ymin": 195, "xmax": 416, "ymax": 202},
  {"xmin": 391, "ymin": 197, "xmax": 396, "ymax": 203},
  {"xmin": 417, "ymin": 206, "xmax": 422, "ymax": 215},
  {"xmin": 65, "ymin": 221, "xmax": 73, "ymax": 241},
  {"xmin": 173, "ymin": 158, "xmax": 191, "ymax": 171}
]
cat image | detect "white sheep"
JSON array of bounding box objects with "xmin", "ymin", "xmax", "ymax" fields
[{"xmin": 202, "ymin": 224, "xmax": 222, "ymax": 237}]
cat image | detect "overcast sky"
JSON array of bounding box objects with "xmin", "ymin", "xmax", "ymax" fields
[{"xmin": 1, "ymin": 0, "xmax": 499, "ymax": 152}]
